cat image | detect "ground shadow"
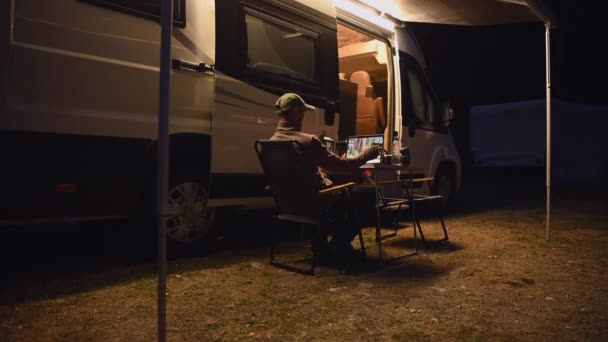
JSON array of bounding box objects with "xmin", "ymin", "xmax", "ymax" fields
[
  {"xmin": 381, "ymin": 237, "xmax": 465, "ymax": 253},
  {"xmin": 341, "ymin": 252, "xmax": 454, "ymax": 284},
  {"xmin": 2, "ymin": 168, "xmax": 602, "ymax": 306},
  {"xmin": 0, "ymin": 212, "xmax": 280, "ymax": 306}
]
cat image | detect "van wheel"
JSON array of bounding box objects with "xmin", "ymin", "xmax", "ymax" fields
[
  {"xmin": 432, "ymin": 165, "xmax": 456, "ymax": 207},
  {"xmin": 166, "ymin": 182, "xmax": 215, "ymax": 243}
]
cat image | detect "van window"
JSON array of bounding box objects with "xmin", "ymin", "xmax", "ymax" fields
[
  {"xmin": 426, "ymin": 92, "xmax": 435, "ymax": 124},
  {"xmin": 245, "ymin": 10, "xmax": 318, "ymax": 83},
  {"xmin": 83, "ymin": 0, "xmax": 186, "ymax": 26},
  {"xmin": 401, "ymin": 53, "xmax": 443, "ymax": 131},
  {"xmin": 407, "ymin": 68, "xmax": 427, "ymax": 123}
]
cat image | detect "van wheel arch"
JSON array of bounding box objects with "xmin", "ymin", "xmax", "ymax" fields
[
  {"xmin": 134, "ymin": 134, "xmax": 216, "ymax": 250},
  {"xmin": 432, "ymin": 161, "xmax": 458, "ymax": 206}
]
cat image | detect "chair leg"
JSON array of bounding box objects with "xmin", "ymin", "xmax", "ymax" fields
[
  {"xmin": 413, "ymin": 205, "xmax": 449, "ymax": 246},
  {"xmin": 310, "ymin": 224, "xmax": 322, "ymax": 269},
  {"xmin": 343, "ymin": 190, "xmax": 366, "ymax": 260},
  {"xmin": 271, "ymin": 256, "xmax": 316, "ymax": 275},
  {"xmin": 439, "ymin": 211, "xmax": 449, "ymax": 241},
  {"xmin": 394, "ymin": 206, "xmax": 402, "ymax": 234},
  {"xmin": 415, "ymin": 218, "xmax": 427, "ymax": 244},
  {"xmin": 269, "ymin": 218, "xmax": 317, "ymax": 276},
  {"xmin": 379, "ymin": 209, "xmax": 419, "ymax": 263},
  {"xmin": 358, "ymin": 230, "xmax": 366, "ymax": 258},
  {"xmin": 299, "ymin": 222, "xmax": 306, "ymax": 241},
  {"xmin": 269, "ymin": 214, "xmax": 279, "ymax": 265},
  {"xmin": 377, "ymin": 208, "xmax": 401, "ymax": 242}
]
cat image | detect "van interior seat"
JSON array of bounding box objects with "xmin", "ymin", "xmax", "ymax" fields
[{"xmin": 350, "ymin": 71, "xmax": 387, "ymax": 135}]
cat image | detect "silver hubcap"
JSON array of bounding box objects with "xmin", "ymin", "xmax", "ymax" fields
[{"xmin": 166, "ymin": 182, "xmax": 214, "ymax": 243}]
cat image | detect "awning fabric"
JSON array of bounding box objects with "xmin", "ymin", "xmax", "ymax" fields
[{"xmin": 358, "ymin": 0, "xmax": 556, "ymax": 27}]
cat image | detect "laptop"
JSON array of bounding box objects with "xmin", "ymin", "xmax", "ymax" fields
[{"xmin": 346, "ymin": 134, "xmax": 384, "ymax": 164}]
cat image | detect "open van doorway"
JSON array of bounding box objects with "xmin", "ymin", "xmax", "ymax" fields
[{"xmin": 336, "ymin": 23, "xmax": 390, "ymax": 141}]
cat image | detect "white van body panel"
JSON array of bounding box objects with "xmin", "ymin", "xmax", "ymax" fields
[
  {"xmin": 213, "ymin": 72, "xmax": 339, "ymax": 175},
  {"xmin": 470, "ymin": 100, "xmax": 545, "ymax": 167},
  {"xmin": 407, "ymin": 129, "xmax": 461, "ymax": 188},
  {"xmin": 212, "ymin": 72, "xmax": 279, "ymax": 175},
  {"xmin": 294, "ymin": 0, "xmax": 336, "ymax": 17},
  {"xmin": 3, "ymin": 0, "xmax": 215, "ymax": 139},
  {"xmin": 396, "ymin": 26, "xmax": 427, "ymax": 69},
  {"xmin": 394, "ymin": 26, "xmax": 461, "ymax": 192},
  {"xmin": 177, "ymin": 0, "xmax": 215, "ymax": 65}
]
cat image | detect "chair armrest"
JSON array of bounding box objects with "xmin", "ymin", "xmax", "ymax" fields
[
  {"xmin": 411, "ymin": 177, "xmax": 434, "ymax": 183},
  {"xmin": 319, "ymin": 182, "xmax": 355, "ymax": 194},
  {"xmin": 374, "ymin": 178, "xmax": 433, "ymax": 188},
  {"xmin": 375, "ymin": 180, "xmax": 406, "ymax": 186},
  {"xmin": 266, "ymin": 182, "xmax": 355, "ymax": 194}
]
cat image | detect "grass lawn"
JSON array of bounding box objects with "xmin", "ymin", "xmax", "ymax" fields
[{"xmin": 1, "ymin": 181, "xmax": 607, "ymax": 341}]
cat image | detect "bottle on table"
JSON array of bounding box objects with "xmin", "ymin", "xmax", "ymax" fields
[{"xmin": 392, "ymin": 132, "xmax": 401, "ymax": 165}]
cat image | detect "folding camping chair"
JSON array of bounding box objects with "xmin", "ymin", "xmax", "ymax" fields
[
  {"xmin": 366, "ymin": 167, "xmax": 418, "ymax": 260},
  {"xmin": 254, "ymin": 139, "xmax": 366, "ymax": 275},
  {"xmin": 404, "ymin": 178, "xmax": 450, "ymax": 244},
  {"xmin": 367, "ymin": 167, "xmax": 449, "ymax": 259}
]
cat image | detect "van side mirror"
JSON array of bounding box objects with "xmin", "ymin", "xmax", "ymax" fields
[
  {"xmin": 324, "ymin": 101, "xmax": 336, "ymax": 126},
  {"xmin": 440, "ymin": 101, "xmax": 454, "ymax": 128}
]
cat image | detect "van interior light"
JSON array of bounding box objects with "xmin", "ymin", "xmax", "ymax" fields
[
  {"xmin": 333, "ymin": 0, "xmax": 396, "ymax": 31},
  {"xmin": 357, "ymin": 0, "xmax": 402, "ymax": 18},
  {"xmin": 497, "ymin": 0, "xmax": 528, "ymax": 5},
  {"xmin": 282, "ymin": 32, "xmax": 303, "ymax": 39}
]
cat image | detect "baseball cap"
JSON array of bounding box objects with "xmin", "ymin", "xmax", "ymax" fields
[{"xmin": 275, "ymin": 93, "xmax": 315, "ymax": 114}]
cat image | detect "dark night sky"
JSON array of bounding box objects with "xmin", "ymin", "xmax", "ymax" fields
[{"xmin": 407, "ymin": 0, "xmax": 608, "ymax": 107}]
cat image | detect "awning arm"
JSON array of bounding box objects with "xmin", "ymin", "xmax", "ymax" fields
[
  {"xmin": 545, "ymin": 22, "xmax": 552, "ymax": 241},
  {"xmin": 524, "ymin": 0, "xmax": 558, "ymax": 28}
]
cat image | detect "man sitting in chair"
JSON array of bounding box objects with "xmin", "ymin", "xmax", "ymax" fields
[{"xmin": 270, "ymin": 93, "xmax": 382, "ymax": 258}]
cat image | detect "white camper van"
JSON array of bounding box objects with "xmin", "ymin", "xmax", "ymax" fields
[{"xmin": 1, "ymin": 0, "xmax": 460, "ymax": 243}]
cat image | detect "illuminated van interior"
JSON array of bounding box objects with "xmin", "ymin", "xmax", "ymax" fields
[{"xmin": 337, "ymin": 23, "xmax": 390, "ymax": 139}]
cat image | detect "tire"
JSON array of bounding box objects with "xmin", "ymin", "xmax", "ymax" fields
[
  {"xmin": 165, "ymin": 181, "xmax": 216, "ymax": 245},
  {"xmin": 432, "ymin": 164, "xmax": 457, "ymax": 207},
  {"xmin": 131, "ymin": 159, "xmax": 217, "ymax": 256}
]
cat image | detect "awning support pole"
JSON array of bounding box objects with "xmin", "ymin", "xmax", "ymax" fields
[
  {"xmin": 545, "ymin": 23, "xmax": 551, "ymax": 241},
  {"xmin": 157, "ymin": 0, "xmax": 173, "ymax": 341}
]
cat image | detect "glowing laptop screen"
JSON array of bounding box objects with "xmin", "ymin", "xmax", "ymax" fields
[{"xmin": 346, "ymin": 134, "xmax": 384, "ymax": 163}]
